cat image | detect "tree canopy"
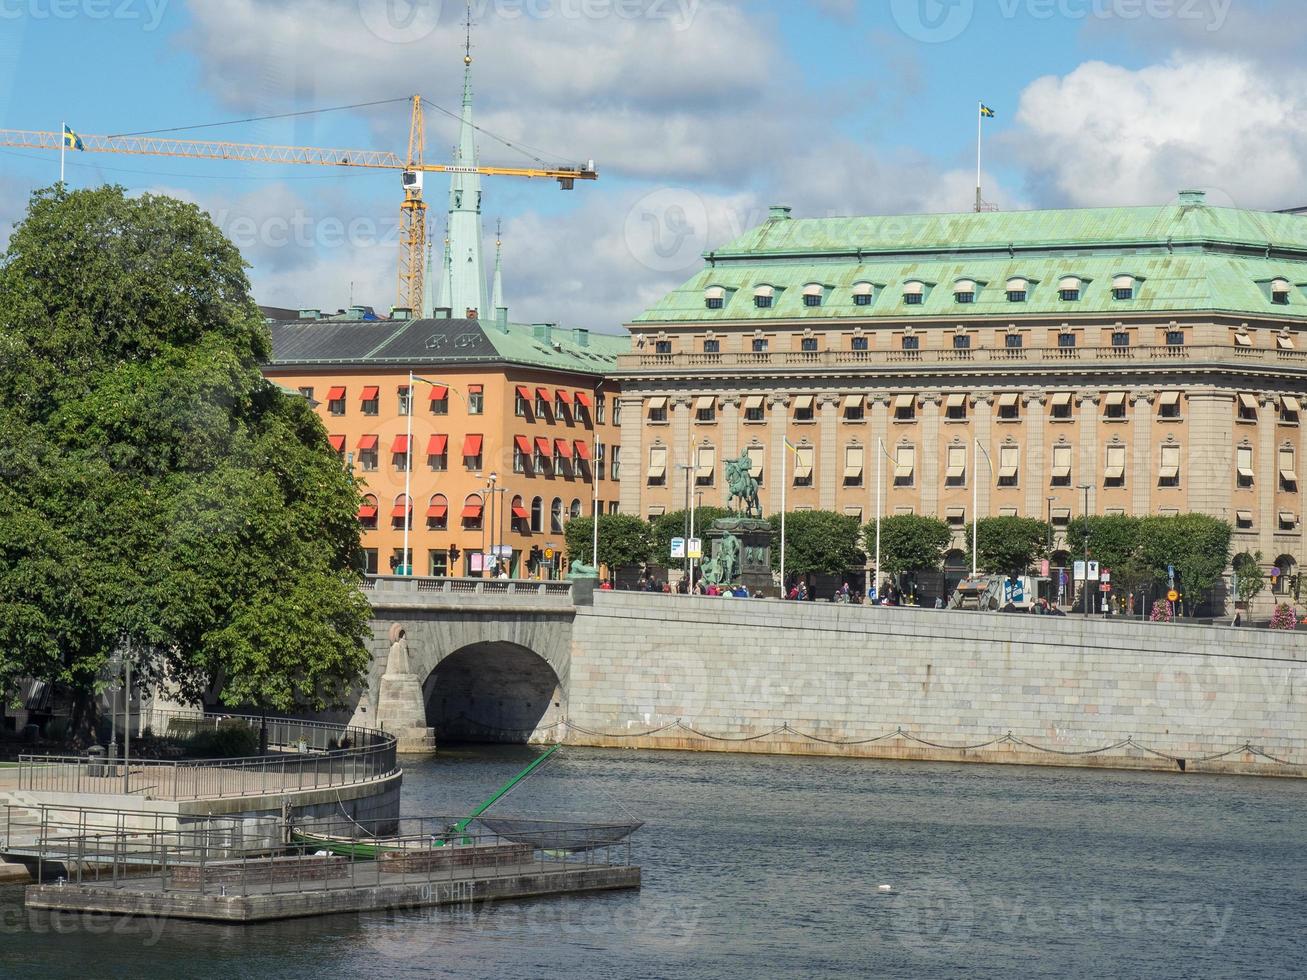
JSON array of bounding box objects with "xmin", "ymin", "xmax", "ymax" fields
[
  {"xmin": 866, "ymin": 515, "xmax": 952, "ymax": 575},
  {"xmin": 563, "ymin": 514, "xmax": 653, "ymax": 569},
  {"xmin": 768, "ymin": 510, "xmax": 865, "ymax": 575},
  {"xmin": 965, "ymin": 517, "xmax": 1049, "ymax": 575},
  {"xmin": 0, "ymin": 185, "xmax": 371, "ymax": 722}
]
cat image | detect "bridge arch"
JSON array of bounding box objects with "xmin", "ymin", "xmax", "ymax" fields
[{"xmin": 423, "ymin": 642, "xmax": 564, "ymax": 743}]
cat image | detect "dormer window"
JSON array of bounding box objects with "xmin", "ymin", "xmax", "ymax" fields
[
  {"xmin": 954, "ymin": 279, "xmax": 976, "ymax": 304},
  {"xmin": 1112, "ymin": 275, "xmax": 1135, "ymax": 301},
  {"xmin": 1006, "ymin": 277, "xmax": 1028, "ymax": 303},
  {"xmin": 852, "ymin": 281, "xmax": 874, "ymax": 307},
  {"xmin": 1058, "ymin": 276, "xmax": 1082, "ymax": 302},
  {"xmin": 704, "ymin": 286, "xmax": 726, "ymax": 310},
  {"xmin": 802, "ymin": 283, "xmax": 824, "ymax": 308},
  {"xmin": 754, "ymin": 285, "xmax": 775, "ymax": 309},
  {"xmin": 1272, "ymin": 278, "xmax": 1291, "ymax": 305},
  {"xmin": 903, "ymin": 281, "xmax": 925, "ymax": 306}
]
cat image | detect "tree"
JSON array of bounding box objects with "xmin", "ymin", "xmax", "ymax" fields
[
  {"xmin": 1064, "ymin": 514, "xmax": 1152, "ymax": 595},
  {"xmin": 965, "ymin": 517, "xmax": 1049, "ymax": 575},
  {"xmin": 768, "ymin": 510, "xmax": 865, "ymax": 575},
  {"xmin": 1232, "ymin": 551, "xmax": 1266, "ymax": 607},
  {"xmin": 1138, "ymin": 514, "xmax": 1231, "ymax": 601},
  {"xmin": 563, "ymin": 514, "xmax": 653, "ymax": 569},
  {"xmin": 0, "ymin": 185, "xmax": 371, "ymax": 727},
  {"xmin": 866, "ymin": 515, "xmax": 952, "ymax": 576},
  {"xmin": 650, "ymin": 507, "xmax": 732, "ymax": 570}
]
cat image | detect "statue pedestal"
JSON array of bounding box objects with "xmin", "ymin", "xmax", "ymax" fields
[
  {"xmin": 375, "ymin": 672, "xmax": 437, "ymax": 757},
  {"xmin": 705, "ymin": 517, "xmax": 776, "ymax": 596}
]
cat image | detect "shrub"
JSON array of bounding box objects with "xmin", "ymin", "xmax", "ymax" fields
[
  {"xmin": 1150, "ymin": 599, "xmax": 1173, "ymax": 623},
  {"xmin": 181, "ymin": 722, "xmax": 260, "ymax": 759},
  {"xmin": 1270, "ymin": 604, "xmax": 1298, "ymax": 631}
]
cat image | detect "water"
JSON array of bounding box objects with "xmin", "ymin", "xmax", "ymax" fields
[{"xmin": 3, "ymin": 748, "xmax": 1305, "ymax": 979}]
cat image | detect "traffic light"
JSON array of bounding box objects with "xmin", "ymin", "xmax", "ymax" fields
[{"xmin": 448, "ymin": 544, "xmax": 461, "ymax": 568}]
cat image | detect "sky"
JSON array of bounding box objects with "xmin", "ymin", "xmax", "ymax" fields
[{"xmin": 1, "ymin": 0, "xmax": 1304, "ymax": 332}]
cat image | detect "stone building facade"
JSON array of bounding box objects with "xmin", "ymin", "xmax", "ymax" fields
[{"xmin": 613, "ymin": 194, "xmax": 1307, "ymax": 602}]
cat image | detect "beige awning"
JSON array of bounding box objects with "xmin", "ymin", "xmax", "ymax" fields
[
  {"xmin": 998, "ymin": 507, "xmax": 1018, "ymax": 517},
  {"xmin": 894, "ymin": 451, "xmax": 914, "ymax": 479},
  {"xmin": 1104, "ymin": 392, "xmax": 1127, "ymax": 406},
  {"xmin": 1051, "ymin": 508, "xmax": 1071, "ymax": 522},
  {"xmin": 895, "ymin": 394, "xmax": 915, "ymax": 409},
  {"xmin": 1105, "ymin": 462, "xmax": 1125, "ymax": 480},
  {"xmin": 1238, "ymin": 393, "xmax": 1258, "ymax": 411},
  {"xmin": 946, "ymin": 393, "xmax": 967, "ymax": 408},
  {"xmin": 647, "ymin": 505, "xmax": 666, "ymax": 517},
  {"xmin": 1283, "ymin": 395, "xmax": 1301, "ymax": 412},
  {"xmin": 1280, "ymin": 511, "xmax": 1297, "ymax": 527},
  {"xmin": 998, "ymin": 393, "xmax": 1019, "ymax": 408},
  {"xmin": 1159, "ymin": 391, "xmax": 1181, "ymax": 406},
  {"xmin": 844, "ymin": 448, "xmax": 864, "ymax": 480},
  {"xmin": 844, "ymin": 394, "xmax": 864, "ymax": 410},
  {"xmin": 647, "ymin": 396, "xmax": 667, "ymax": 410},
  {"xmin": 647, "ymin": 448, "xmax": 667, "ymax": 479},
  {"xmin": 894, "ymin": 506, "xmax": 915, "ymax": 516},
  {"xmin": 1238, "ymin": 464, "xmax": 1255, "ymax": 479},
  {"xmin": 1159, "ymin": 463, "xmax": 1180, "ymax": 480},
  {"xmin": 744, "ymin": 395, "xmax": 764, "ymax": 410},
  {"xmin": 946, "ymin": 460, "xmax": 965, "ymax": 479},
  {"xmin": 1052, "ymin": 447, "xmax": 1072, "ymax": 479},
  {"xmin": 1234, "ymin": 332, "xmax": 1253, "ymax": 347},
  {"xmin": 746, "ymin": 448, "xmax": 764, "ymax": 478},
  {"xmin": 946, "ymin": 506, "xmax": 965, "ymax": 520},
  {"xmin": 696, "ymin": 448, "xmax": 716, "ymax": 478},
  {"xmin": 803, "ymin": 282, "xmax": 824, "ymax": 296},
  {"xmin": 1112, "ymin": 274, "xmax": 1134, "ymax": 289},
  {"xmin": 1058, "ymin": 276, "xmax": 1081, "ymax": 291},
  {"xmin": 794, "ymin": 395, "xmax": 814, "ymax": 411},
  {"xmin": 844, "ymin": 506, "xmax": 864, "ymax": 520},
  {"xmin": 793, "ymin": 448, "xmax": 814, "ymax": 480},
  {"xmin": 999, "ymin": 464, "xmax": 1018, "ymax": 479},
  {"xmin": 1277, "ymin": 334, "xmax": 1295, "ymax": 350},
  {"xmin": 1236, "ymin": 510, "xmax": 1253, "ymax": 523},
  {"xmin": 704, "ymin": 285, "xmax": 725, "ymax": 301},
  {"xmin": 696, "ymin": 395, "xmax": 716, "ymax": 411},
  {"xmin": 1281, "ymin": 468, "xmax": 1298, "ymax": 484},
  {"xmin": 852, "ymin": 281, "xmax": 874, "ymax": 296},
  {"xmin": 902, "ymin": 280, "xmax": 924, "ymax": 296},
  {"xmin": 1051, "ymin": 392, "xmax": 1072, "ymax": 407}
]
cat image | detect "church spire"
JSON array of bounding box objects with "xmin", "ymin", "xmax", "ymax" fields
[
  {"xmin": 491, "ymin": 219, "xmax": 506, "ymax": 321},
  {"xmin": 436, "ymin": 1, "xmax": 488, "ymax": 320}
]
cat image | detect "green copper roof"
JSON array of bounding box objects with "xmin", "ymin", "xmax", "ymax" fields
[{"xmin": 633, "ymin": 200, "xmax": 1307, "ymax": 324}]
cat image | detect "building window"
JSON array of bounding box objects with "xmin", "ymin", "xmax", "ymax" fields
[
  {"xmin": 945, "ymin": 394, "xmax": 967, "ymax": 420},
  {"xmin": 1103, "ymin": 393, "xmax": 1127, "ymax": 420},
  {"xmin": 1237, "ymin": 446, "xmax": 1255, "ymax": 489},
  {"xmin": 846, "ymin": 395, "xmax": 867, "ymax": 422},
  {"xmin": 463, "ymin": 434, "xmax": 483, "ymax": 472},
  {"xmin": 1058, "ymin": 278, "xmax": 1081, "ymax": 302},
  {"xmin": 695, "ymin": 446, "xmax": 716, "ymax": 487},
  {"xmin": 361, "ymin": 388, "xmax": 379, "ymax": 415},
  {"xmin": 1159, "ymin": 445, "xmax": 1181, "ymax": 488},
  {"xmin": 893, "ymin": 447, "xmax": 915, "ymax": 488},
  {"xmin": 804, "ymin": 293, "xmax": 822, "ymax": 308},
  {"xmin": 647, "ymin": 447, "xmax": 667, "ymax": 486},
  {"xmin": 362, "ymin": 548, "xmax": 379, "ymax": 575},
  {"xmin": 1051, "ymin": 445, "xmax": 1072, "ymax": 488},
  {"xmin": 706, "ymin": 297, "xmax": 724, "ymax": 309},
  {"xmin": 997, "ymin": 394, "xmax": 1020, "ymax": 420},
  {"xmin": 945, "ymin": 446, "xmax": 966, "ymax": 487},
  {"xmin": 595, "ymin": 443, "xmax": 607, "ymax": 481},
  {"xmin": 1279, "ymin": 448, "xmax": 1298, "ymax": 492},
  {"xmin": 1006, "ymin": 278, "xmax": 1028, "ymax": 303},
  {"xmin": 531, "ymin": 496, "xmax": 543, "ymax": 533},
  {"xmin": 755, "ymin": 294, "xmax": 773, "ymax": 309},
  {"xmin": 704, "ymin": 338, "xmax": 720, "ymax": 353},
  {"xmin": 955, "ymin": 290, "xmax": 975, "ymax": 304},
  {"xmin": 550, "ymin": 498, "xmax": 564, "ymax": 533},
  {"xmin": 905, "ymin": 293, "xmax": 923, "ymax": 306},
  {"xmin": 893, "ymin": 395, "xmax": 914, "ymax": 421},
  {"xmin": 595, "ymin": 394, "xmax": 607, "ymax": 424},
  {"xmin": 1112, "ymin": 331, "xmax": 1130, "ymax": 348},
  {"xmin": 428, "ymin": 550, "xmax": 448, "ymax": 577},
  {"xmin": 953, "ymin": 334, "xmax": 971, "ymax": 350},
  {"xmin": 1058, "ymin": 332, "xmax": 1076, "ymax": 348},
  {"xmin": 843, "ymin": 446, "xmax": 865, "ymax": 487},
  {"xmin": 1158, "ymin": 392, "xmax": 1181, "ymax": 419},
  {"xmin": 427, "ymin": 494, "xmax": 449, "ymax": 531},
  {"xmin": 515, "ymin": 390, "xmax": 529, "ymax": 417},
  {"xmin": 744, "ymin": 396, "xmax": 765, "ymax": 422},
  {"xmin": 648, "ymin": 397, "xmax": 668, "ymax": 423},
  {"xmin": 801, "ymin": 336, "xmax": 818, "ymax": 352},
  {"xmin": 852, "ymin": 335, "xmax": 869, "ymax": 351},
  {"xmin": 398, "ymin": 386, "xmax": 412, "ymax": 416},
  {"xmin": 1236, "ymin": 510, "xmax": 1254, "ymax": 530},
  {"xmin": 430, "ymin": 388, "xmax": 449, "ymax": 415},
  {"xmin": 358, "ymin": 437, "xmax": 378, "ymax": 472},
  {"xmin": 901, "ymin": 335, "xmax": 920, "ymax": 351},
  {"xmin": 997, "ymin": 445, "xmax": 1020, "ymax": 487},
  {"xmin": 1113, "ymin": 286, "xmax": 1133, "ymax": 300},
  {"xmin": 854, "ymin": 293, "xmax": 873, "ymax": 307},
  {"xmin": 1271, "ymin": 279, "xmax": 1291, "ymax": 305},
  {"xmin": 392, "ymin": 495, "xmax": 413, "ymax": 531},
  {"xmin": 1005, "ymin": 333, "xmax": 1023, "ymax": 350},
  {"xmin": 654, "ymin": 340, "xmax": 672, "ymax": 355},
  {"xmin": 695, "ymin": 397, "xmax": 716, "ymax": 423},
  {"xmin": 326, "ymin": 387, "xmax": 345, "ymax": 415},
  {"xmin": 358, "ymin": 494, "xmax": 379, "ymax": 530},
  {"xmin": 793, "ymin": 447, "xmax": 814, "ymax": 487},
  {"xmin": 468, "ymin": 385, "xmax": 484, "ymax": 415},
  {"xmin": 534, "ymin": 393, "xmax": 549, "ymax": 417},
  {"xmin": 611, "ymin": 446, "xmax": 621, "ymax": 480},
  {"xmin": 794, "ymin": 396, "xmax": 814, "ymax": 422},
  {"xmin": 1238, "ymin": 394, "xmax": 1259, "ymax": 422},
  {"xmin": 1104, "ymin": 446, "xmax": 1126, "ymax": 488},
  {"xmin": 513, "ymin": 445, "xmax": 527, "ymax": 474},
  {"xmin": 1166, "ymin": 330, "xmax": 1185, "ymax": 347},
  {"xmin": 752, "ymin": 338, "xmax": 769, "ymax": 353},
  {"xmin": 1007, "ymin": 289, "xmax": 1027, "ymax": 303},
  {"xmin": 903, "ymin": 282, "xmax": 925, "ymax": 305},
  {"xmin": 1050, "ymin": 394, "xmax": 1073, "ymax": 420},
  {"xmin": 1281, "ymin": 396, "xmax": 1301, "ymax": 425},
  {"xmin": 462, "ymin": 495, "xmax": 483, "ymax": 531}
]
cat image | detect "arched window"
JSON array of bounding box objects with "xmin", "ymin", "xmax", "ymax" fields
[
  {"xmin": 1006, "ymin": 277, "xmax": 1028, "ymax": 302},
  {"xmin": 391, "ymin": 493, "xmax": 412, "ymax": 530},
  {"xmin": 1273, "ymin": 554, "xmax": 1297, "ymax": 595},
  {"xmin": 550, "ymin": 498, "xmax": 564, "ymax": 533},
  {"xmin": 1112, "ymin": 274, "xmax": 1136, "ymax": 300},
  {"xmin": 704, "ymin": 285, "xmax": 726, "ymax": 309},
  {"xmin": 852, "ymin": 281, "xmax": 874, "ymax": 306},
  {"xmin": 427, "ymin": 493, "xmax": 448, "ymax": 530},
  {"xmin": 802, "ymin": 283, "xmax": 824, "ymax": 308},
  {"xmin": 753, "ymin": 284, "xmax": 775, "ymax": 309},
  {"xmin": 902, "ymin": 280, "xmax": 925, "ymax": 305},
  {"xmin": 1058, "ymin": 276, "xmax": 1082, "ymax": 301},
  {"xmin": 531, "ymin": 496, "xmax": 544, "ymax": 534},
  {"xmin": 953, "ymin": 279, "xmax": 976, "ymax": 304},
  {"xmin": 1271, "ymin": 278, "xmax": 1291, "ymax": 304},
  {"xmin": 358, "ymin": 493, "xmax": 379, "ymax": 529},
  {"xmin": 462, "ymin": 493, "xmax": 483, "ymax": 530},
  {"xmin": 510, "ymin": 494, "xmax": 526, "ymax": 533},
  {"xmin": 570, "ymin": 498, "xmax": 583, "ymax": 520}
]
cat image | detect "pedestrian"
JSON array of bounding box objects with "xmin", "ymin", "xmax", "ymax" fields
[
  {"xmin": 934, "ymin": 595, "xmax": 944, "ymax": 610},
  {"xmin": 600, "ymin": 579, "xmax": 614, "ymax": 591}
]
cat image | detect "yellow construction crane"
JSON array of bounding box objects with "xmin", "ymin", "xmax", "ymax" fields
[{"xmin": 0, "ymin": 95, "xmax": 598, "ymax": 313}]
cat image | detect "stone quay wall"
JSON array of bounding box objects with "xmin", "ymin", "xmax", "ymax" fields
[{"xmin": 564, "ymin": 594, "xmax": 1307, "ymax": 776}]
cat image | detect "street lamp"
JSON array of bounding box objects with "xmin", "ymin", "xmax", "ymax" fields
[
  {"xmin": 676, "ymin": 462, "xmax": 694, "ymax": 589},
  {"xmin": 108, "ymin": 644, "xmax": 133, "ymax": 794},
  {"xmin": 873, "ymin": 438, "xmax": 897, "ymax": 600},
  {"xmin": 972, "ymin": 439, "xmax": 993, "ymax": 576},
  {"xmin": 1078, "ymin": 483, "xmax": 1093, "ymax": 615}
]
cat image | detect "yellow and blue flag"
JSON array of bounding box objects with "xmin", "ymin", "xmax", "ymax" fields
[
  {"xmin": 63, "ymin": 125, "xmax": 85, "ymax": 151},
  {"xmin": 979, "ymin": 104, "xmax": 996, "ymax": 118}
]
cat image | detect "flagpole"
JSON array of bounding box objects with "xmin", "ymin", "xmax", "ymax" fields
[
  {"xmin": 874, "ymin": 437, "xmax": 883, "ymax": 600},
  {"xmin": 972, "ymin": 437, "xmax": 979, "ymax": 575},
  {"xmin": 779, "ymin": 448, "xmax": 788, "ymax": 596},
  {"xmin": 60, "ymin": 121, "xmax": 65, "ymax": 185},
  {"xmin": 975, "ymin": 102, "xmax": 982, "ymax": 213}
]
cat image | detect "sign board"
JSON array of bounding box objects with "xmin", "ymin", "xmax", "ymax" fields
[
  {"xmin": 544, "ymin": 548, "xmax": 555, "ymax": 561},
  {"xmin": 470, "ymin": 553, "xmax": 484, "ymax": 573},
  {"xmin": 688, "ymin": 538, "xmax": 703, "ymax": 560},
  {"xmin": 1100, "ymin": 584, "xmax": 1112, "ymax": 593},
  {"xmin": 1100, "ymin": 571, "xmax": 1111, "ymax": 584},
  {"xmin": 670, "ymin": 538, "xmax": 686, "ymax": 559},
  {"xmin": 494, "ymin": 545, "xmax": 513, "ymax": 558},
  {"xmin": 1040, "ymin": 559, "xmax": 1050, "ymax": 577},
  {"xmin": 1087, "ymin": 561, "xmax": 1100, "ymax": 581},
  {"xmin": 1167, "ymin": 589, "xmax": 1179, "ymax": 602},
  {"xmin": 1074, "ymin": 560, "xmax": 1087, "ymax": 582}
]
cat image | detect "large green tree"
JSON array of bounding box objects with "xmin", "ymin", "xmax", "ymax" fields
[
  {"xmin": 650, "ymin": 506, "xmax": 732, "ymax": 570},
  {"xmin": 865, "ymin": 515, "xmax": 952, "ymax": 576},
  {"xmin": 0, "ymin": 185, "xmax": 371, "ymax": 727},
  {"xmin": 965, "ymin": 517, "xmax": 1049, "ymax": 575},
  {"xmin": 1138, "ymin": 513, "xmax": 1231, "ymax": 599},
  {"xmin": 1064, "ymin": 514, "xmax": 1154, "ymax": 595},
  {"xmin": 563, "ymin": 514, "xmax": 653, "ymax": 569},
  {"xmin": 768, "ymin": 510, "xmax": 865, "ymax": 575}
]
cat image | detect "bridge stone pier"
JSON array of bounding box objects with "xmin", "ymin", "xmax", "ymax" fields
[{"xmin": 357, "ymin": 578, "xmax": 1307, "ymax": 777}]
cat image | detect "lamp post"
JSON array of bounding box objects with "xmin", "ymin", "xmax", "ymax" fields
[
  {"xmin": 402, "ymin": 372, "xmax": 457, "ymax": 577},
  {"xmin": 592, "ymin": 384, "xmax": 601, "ymax": 570},
  {"xmin": 1078, "ymin": 483, "xmax": 1093, "ymax": 615},
  {"xmin": 677, "ymin": 463, "xmax": 694, "ymax": 590},
  {"xmin": 108, "ymin": 645, "xmax": 133, "ymax": 794},
  {"xmin": 873, "ymin": 438, "xmax": 896, "ymax": 600},
  {"xmin": 972, "ymin": 439, "xmax": 993, "ymax": 576}
]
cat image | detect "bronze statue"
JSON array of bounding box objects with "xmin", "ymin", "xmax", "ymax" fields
[{"xmin": 725, "ymin": 454, "xmax": 762, "ymax": 518}]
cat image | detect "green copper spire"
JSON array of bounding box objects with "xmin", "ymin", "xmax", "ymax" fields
[
  {"xmin": 437, "ymin": 13, "xmax": 488, "ymax": 320},
  {"xmin": 491, "ymin": 219, "xmax": 506, "ymax": 318}
]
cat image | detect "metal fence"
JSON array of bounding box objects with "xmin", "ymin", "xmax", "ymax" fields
[
  {"xmin": 16, "ymin": 713, "xmax": 397, "ymax": 800},
  {"xmin": 364, "ymin": 575, "xmax": 574, "ymax": 597},
  {"xmin": 14, "ymin": 811, "xmax": 635, "ymax": 899}
]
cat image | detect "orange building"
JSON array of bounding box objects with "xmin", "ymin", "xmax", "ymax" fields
[{"xmin": 264, "ymin": 311, "xmax": 626, "ymax": 578}]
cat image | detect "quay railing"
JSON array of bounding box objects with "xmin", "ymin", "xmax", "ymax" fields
[
  {"xmin": 16, "ymin": 713, "xmax": 398, "ymax": 801},
  {"xmin": 364, "ymin": 575, "xmax": 574, "ymax": 598},
  {"xmin": 15, "ymin": 812, "xmax": 636, "ymax": 899}
]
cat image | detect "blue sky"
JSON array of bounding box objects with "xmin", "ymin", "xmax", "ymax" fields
[{"xmin": 0, "ymin": 0, "xmax": 1301, "ymax": 329}]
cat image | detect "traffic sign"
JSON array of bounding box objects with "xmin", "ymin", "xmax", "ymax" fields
[
  {"xmin": 1087, "ymin": 561, "xmax": 1100, "ymax": 580},
  {"xmin": 544, "ymin": 548, "xmax": 555, "ymax": 560},
  {"xmin": 688, "ymin": 538, "xmax": 703, "ymax": 560},
  {"xmin": 1167, "ymin": 589, "xmax": 1179, "ymax": 602},
  {"xmin": 670, "ymin": 538, "xmax": 686, "ymax": 559},
  {"xmin": 1099, "ymin": 584, "xmax": 1111, "ymax": 593}
]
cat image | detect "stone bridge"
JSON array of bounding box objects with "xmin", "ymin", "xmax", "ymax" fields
[{"xmin": 354, "ymin": 577, "xmax": 1307, "ymax": 776}]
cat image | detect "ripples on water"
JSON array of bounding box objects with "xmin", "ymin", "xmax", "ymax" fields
[{"xmin": 3, "ymin": 748, "xmax": 1305, "ymax": 979}]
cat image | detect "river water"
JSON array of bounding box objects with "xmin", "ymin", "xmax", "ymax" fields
[{"xmin": 3, "ymin": 747, "xmax": 1305, "ymax": 979}]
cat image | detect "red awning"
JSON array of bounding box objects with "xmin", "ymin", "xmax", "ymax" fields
[
  {"xmin": 554, "ymin": 439, "xmax": 571, "ymax": 456},
  {"xmin": 556, "ymin": 389, "xmax": 572, "ymax": 405},
  {"xmin": 427, "ymin": 434, "xmax": 448, "ymax": 455},
  {"xmin": 328, "ymin": 435, "xmax": 346, "ymax": 453},
  {"xmin": 360, "ymin": 386, "xmax": 379, "ymax": 401},
  {"xmin": 326, "ymin": 386, "xmax": 346, "ymax": 401},
  {"xmin": 514, "ymin": 435, "xmax": 532, "ymax": 453},
  {"xmin": 391, "ymin": 502, "xmax": 411, "ymax": 518},
  {"xmin": 575, "ymin": 391, "xmax": 592, "ymax": 408},
  {"xmin": 573, "ymin": 440, "xmax": 591, "ymax": 460},
  {"xmin": 536, "ymin": 387, "xmax": 551, "ymax": 402},
  {"xmin": 511, "ymin": 502, "xmax": 529, "ymax": 519},
  {"xmin": 516, "ymin": 385, "xmax": 532, "ymax": 400},
  {"xmin": 427, "ymin": 501, "xmax": 448, "ymax": 518},
  {"xmin": 428, "ymin": 385, "xmax": 448, "ymax": 401},
  {"xmin": 357, "ymin": 505, "xmax": 377, "ymax": 520},
  {"xmin": 357, "ymin": 434, "xmax": 378, "ymax": 450},
  {"xmin": 462, "ymin": 434, "xmax": 483, "ymax": 456},
  {"xmin": 391, "ymin": 434, "xmax": 410, "ymax": 453},
  {"xmin": 534, "ymin": 436, "xmax": 551, "ymax": 455},
  {"xmin": 462, "ymin": 502, "xmax": 483, "ymax": 519}
]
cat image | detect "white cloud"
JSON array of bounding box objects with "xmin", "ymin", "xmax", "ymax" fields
[{"xmin": 1011, "ymin": 56, "xmax": 1307, "ymax": 210}]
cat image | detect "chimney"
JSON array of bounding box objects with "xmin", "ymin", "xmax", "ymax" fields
[
  {"xmin": 297, "ymin": 309, "xmax": 321, "ymax": 320},
  {"xmin": 465, "ymin": 307, "xmax": 479, "ymax": 320},
  {"xmin": 1177, "ymin": 189, "xmax": 1207, "ymax": 206},
  {"xmin": 532, "ymin": 323, "xmax": 554, "ymax": 344},
  {"xmin": 433, "ymin": 307, "xmax": 452, "ymax": 320},
  {"xmin": 389, "ymin": 306, "xmax": 412, "ymax": 321},
  {"xmin": 495, "ymin": 306, "xmax": 509, "ymax": 331},
  {"xmin": 573, "ymin": 328, "xmax": 590, "ymax": 347},
  {"xmin": 768, "ymin": 205, "xmax": 793, "ymax": 221}
]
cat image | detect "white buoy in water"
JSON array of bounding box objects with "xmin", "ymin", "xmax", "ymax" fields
[{"xmin": 877, "ymin": 884, "xmax": 893, "ymax": 893}]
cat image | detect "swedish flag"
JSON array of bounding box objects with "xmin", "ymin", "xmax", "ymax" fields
[
  {"xmin": 63, "ymin": 125, "xmax": 85, "ymax": 151},
  {"xmin": 980, "ymin": 104, "xmax": 996, "ymax": 118}
]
